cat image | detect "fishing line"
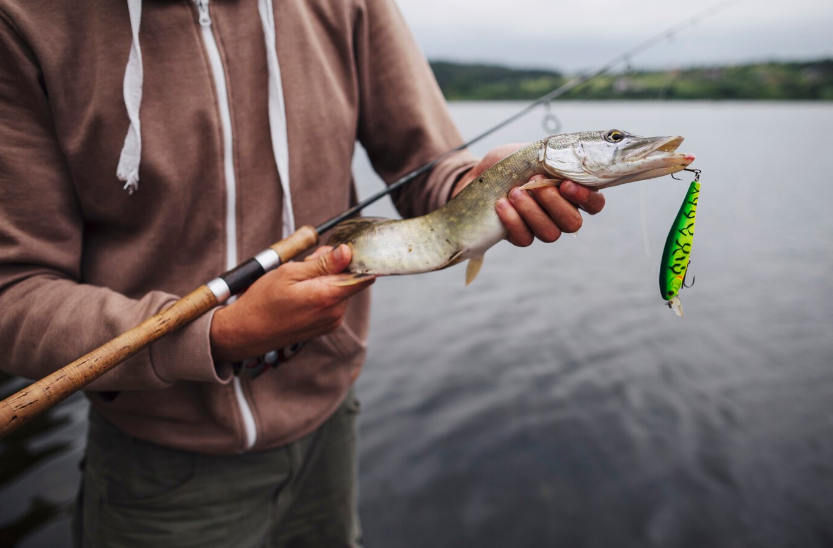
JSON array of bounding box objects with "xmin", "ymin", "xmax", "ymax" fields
[
  {"xmin": 319, "ymin": 0, "xmax": 744, "ymax": 234},
  {"xmin": 640, "ymin": 35, "xmax": 686, "ymax": 261},
  {"xmin": 639, "ymin": 185, "xmax": 652, "ymax": 259}
]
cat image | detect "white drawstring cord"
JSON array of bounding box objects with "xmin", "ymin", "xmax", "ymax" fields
[
  {"xmin": 258, "ymin": 0, "xmax": 295, "ymax": 237},
  {"xmin": 117, "ymin": 0, "xmax": 296, "ymax": 237},
  {"xmin": 117, "ymin": 0, "xmax": 144, "ymax": 194}
]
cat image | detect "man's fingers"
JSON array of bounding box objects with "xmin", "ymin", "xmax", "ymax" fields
[
  {"xmin": 559, "ymin": 180, "xmax": 606, "ymax": 215},
  {"xmin": 294, "ymin": 244, "xmax": 352, "ymax": 279},
  {"xmin": 529, "ymin": 186, "xmax": 583, "ymax": 234},
  {"xmin": 314, "ymin": 274, "xmax": 376, "ymax": 306},
  {"xmin": 323, "ymin": 274, "xmax": 376, "ymax": 292},
  {"xmin": 496, "ymin": 198, "xmax": 534, "ymax": 247},
  {"xmin": 507, "ymin": 188, "xmax": 561, "ymax": 243},
  {"xmin": 305, "ymin": 245, "xmax": 333, "ymax": 262},
  {"xmin": 291, "ymin": 243, "xmax": 375, "ymax": 304}
]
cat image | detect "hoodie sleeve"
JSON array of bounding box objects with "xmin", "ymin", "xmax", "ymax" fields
[
  {"xmin": 353, "ymin": 0, "xmax": 478, "ymax": 219},
  {"xmin": 0, "ymin": 14, "xmax": 231, "ymax": 391}
]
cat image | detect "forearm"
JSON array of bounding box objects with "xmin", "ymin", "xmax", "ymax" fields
[
  {"xmin": 393, "ymin": 150, "xmax": 479, "ymax": 217},
  {"xmin": 0, "ymin": 273, "xmax": 230, "ymax": 391},
  {"xmin": 354, "ymin": 0, "xmax": 478, "ymax": 218}
]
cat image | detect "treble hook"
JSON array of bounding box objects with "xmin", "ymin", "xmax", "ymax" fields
[
  {"xmin": 682, "ymin": 260, "xmax": 695, "ymax": 288},
  {"xmin": 672, "ymin": 168, "xmax": 701, "ymax": 181}
]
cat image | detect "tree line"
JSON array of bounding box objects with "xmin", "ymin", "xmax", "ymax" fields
[{"xmin": 429, "ymin": 59, "xmax": 833, "ymax": 101}]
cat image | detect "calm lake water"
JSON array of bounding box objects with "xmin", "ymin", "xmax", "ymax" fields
[{"xmin": 2, "ymin": 102, "xmax": 832, "ymax": 547}]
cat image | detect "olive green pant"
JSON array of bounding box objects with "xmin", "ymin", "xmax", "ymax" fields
[{"xmin": 73, "ymin": 393, "xmax": 363, "ymax": 548}]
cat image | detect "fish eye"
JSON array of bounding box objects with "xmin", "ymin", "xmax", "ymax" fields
[{"xmin": 605, "ymin": 130, "xmax": 624, "ymax": 143}]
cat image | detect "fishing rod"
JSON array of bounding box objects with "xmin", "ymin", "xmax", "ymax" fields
[{"xmin": 0, "ymin": 0, "xmax": 741, "ymax": 439}]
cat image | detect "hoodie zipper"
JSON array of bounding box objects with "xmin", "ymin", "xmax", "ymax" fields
[{"xmin": 195, "ymin": 0, "xmax": 258, "ymax": 451}]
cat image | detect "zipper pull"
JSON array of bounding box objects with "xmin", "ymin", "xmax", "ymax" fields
[{"xmin": 195, "ymin": 0, "xmax": 211, "ymax": 27}]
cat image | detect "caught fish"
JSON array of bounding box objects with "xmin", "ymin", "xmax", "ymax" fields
[{"xmin": 330, "ymin": 129, "xmax": 695, "ymax": 285}]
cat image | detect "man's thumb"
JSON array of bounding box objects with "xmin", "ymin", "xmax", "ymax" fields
[{"xmin": 298, "ymin": 244, "xmax": 351, "ymax": 278}]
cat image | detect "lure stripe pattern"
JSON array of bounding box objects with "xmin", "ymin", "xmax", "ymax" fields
[{"xmin": 660, "ymin": 181, "xmax": 700, "ymax": 300}]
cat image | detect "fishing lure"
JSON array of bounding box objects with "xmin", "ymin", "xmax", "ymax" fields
[{"xmin": 660, "ymin": 170, "xmax": 700, "ymax": 316}]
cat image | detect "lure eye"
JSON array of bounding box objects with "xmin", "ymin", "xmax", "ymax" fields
[{"xmin": 605, "ymin": 130, "xmax": 624, "ymax": 143}]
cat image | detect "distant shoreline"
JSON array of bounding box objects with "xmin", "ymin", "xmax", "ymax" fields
[
  {"xmin": 443, "ymin": 99, "xmax": 832, "ymax": 104},
  {"xmin": 429, "ymin": 59, "xmax": 833, "ymax": 101}
]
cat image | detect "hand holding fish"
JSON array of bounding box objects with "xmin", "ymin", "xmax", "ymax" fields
[
  {"xmin": 452, "ymin": 143, "xmax": 606, "ymax": 247},
  {"xmin": 209, "ymin": 245, "xmax": 374, "ymax": 363}
]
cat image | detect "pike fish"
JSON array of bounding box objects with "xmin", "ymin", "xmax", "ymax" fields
[{"xmin": 330, "ymin": 129, "xmax": 695, "ymax": 285}]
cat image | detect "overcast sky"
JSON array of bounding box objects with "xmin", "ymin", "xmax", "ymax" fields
[{"xmin": 398, "ymin": 0, "xmax": 833, "ymax": 72}]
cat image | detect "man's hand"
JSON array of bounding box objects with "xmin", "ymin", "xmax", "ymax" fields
[
  {"xmin": 453, "ymin": 143, "xmax": 606, "ymax": 246},
  {"xmin": 210, "ymin": 245, "xmax": 373, "ymax": 363}
]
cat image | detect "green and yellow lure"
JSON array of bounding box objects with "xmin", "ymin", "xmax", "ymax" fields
[{"xmin": 659, "ymin": 177, "xmax": 699, "ymax": 316}]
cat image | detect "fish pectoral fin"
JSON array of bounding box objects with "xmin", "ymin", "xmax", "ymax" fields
[
  {"xmin": 517, "ymin": 179, "xmax": 561, "ymax": 192},
  {"xmin": 465, "ymin": 254, "xmax": 485, "ymax": 286},
  {"xmin": 326, "ymin": 273, "xmax": 377, "ymax": 287}
]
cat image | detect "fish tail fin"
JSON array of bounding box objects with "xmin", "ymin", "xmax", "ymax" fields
[{"xmin": 327, "ymin": 217, "xmax": 389, "ymax": 247}]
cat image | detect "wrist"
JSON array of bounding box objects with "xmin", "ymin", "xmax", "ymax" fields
[{"xmin": 209, "ymin": 306, "xmax": 243, "ymax": 363}]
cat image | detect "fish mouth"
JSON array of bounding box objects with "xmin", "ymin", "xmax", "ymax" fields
[
  {"xmin": 625, "ymin": 135, "xmax": 695, "ymax": 169},
  {"xmin": 598, "ymin": 134, "xmax": 694, "ymax": 187},
  {"xmin": 636, "ymin": 135, "xmax": 686, "ymax": 158},
  {"xmin": 654, "ymin": 136, "xmax": 684, "ymax": 154}
]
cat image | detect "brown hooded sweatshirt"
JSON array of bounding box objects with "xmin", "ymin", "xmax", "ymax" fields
[{"xmin": 0, "ymin": 0, "xmax": 476, "ymax": 454}]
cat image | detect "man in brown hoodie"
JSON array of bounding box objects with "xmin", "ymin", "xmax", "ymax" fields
[{"xmin": 0, "ymin": 0, "xmax": 604, "ymax": 546}]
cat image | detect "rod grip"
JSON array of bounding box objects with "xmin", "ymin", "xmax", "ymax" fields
[
  {"xmin": 0, "ymin": 285, "xmax": 218, "ymax": 439},
  {"xmin": 269, "ymin": 225, "xmax": 319, "ymax": 263}
]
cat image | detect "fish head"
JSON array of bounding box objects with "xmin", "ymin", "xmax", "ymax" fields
[{"xmin": 541, "ymin": 129, "xmax": 695, "ymax": 189}]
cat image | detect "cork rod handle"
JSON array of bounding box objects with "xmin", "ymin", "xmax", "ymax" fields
[
  {"xmin": 0, "ymin": 225, "xmax": 321, "ymax": 440},
  {"xmin": 270, "ymin": 224, "xmax": 319, "ymax": 261},
  {"xmin": 0, "ymin": 285, "xmax": 219, "ymax": 438}
]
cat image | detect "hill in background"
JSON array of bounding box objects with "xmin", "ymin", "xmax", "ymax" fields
[{"xmin": 429, "ymin": 59, "xmax": 833, "ymax": 101}]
